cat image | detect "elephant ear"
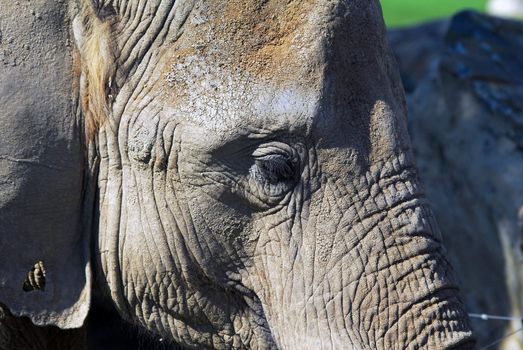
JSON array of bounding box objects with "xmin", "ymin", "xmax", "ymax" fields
[{"xmin": 0, "ymin": 1, "xmax": 91, "ymax": 329}]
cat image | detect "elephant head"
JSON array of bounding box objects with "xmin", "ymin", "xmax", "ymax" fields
[{"xmin": 0, "ymin": 0, "xmax": 474, "ymax": 349}]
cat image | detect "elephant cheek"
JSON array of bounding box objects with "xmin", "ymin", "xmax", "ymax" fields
[{"xmin": 248, "ymin": 156, "xmax": 474, "ymax": 349}]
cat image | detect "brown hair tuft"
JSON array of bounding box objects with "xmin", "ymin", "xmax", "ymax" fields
[{"xmin": 77, "ymin": 0, "xmax": 116, "ymax": 139}]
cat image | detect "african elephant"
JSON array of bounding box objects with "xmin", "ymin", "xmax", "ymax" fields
[{"xmin": 0, "ymin": 0, "xmax": 475, "ymax": 349}]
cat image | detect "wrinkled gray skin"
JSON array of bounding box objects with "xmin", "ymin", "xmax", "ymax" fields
[{"xmin": 0, "ymin": 0, "xmax": 474, "ymax": 349}]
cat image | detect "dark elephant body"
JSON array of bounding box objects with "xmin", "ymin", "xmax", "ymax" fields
[{"xmin": 390, "ymin": 12, "xmax": 523, "ymax": 348}]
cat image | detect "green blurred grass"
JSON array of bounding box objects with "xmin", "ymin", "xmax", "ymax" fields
[{"xmin": 381, "ymin": 0, "xmax": 488, "ymax": 27}]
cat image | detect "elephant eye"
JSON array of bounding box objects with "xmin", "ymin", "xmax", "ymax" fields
[
  {"xmin": 254, "ymin": 154, "xmax": 296, "ymax": 184},
  {"xmin": 249, "ymin": 142, "xmax": 299, "ymax": 197}
]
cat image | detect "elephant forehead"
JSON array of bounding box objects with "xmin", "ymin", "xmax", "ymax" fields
[
  {"xmin": 159, "ymin": 0, "xmax": 389, "ymax": 142},
  {"xmin": 183, "ymin": 0, "xmax": 327, "ymax": 77},
  {"xmin": 164, "ymin": 68, "xmax": 319, "ymax": 135},
  {"xmin": 162, "ymin": 0, "xmax": 329, "ymax": 133}
]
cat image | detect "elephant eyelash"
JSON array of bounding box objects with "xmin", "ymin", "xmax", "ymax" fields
[
  {"xmin": 250, "ymin": 142, "xmax": 300, "ymax": 184},
  {"xmin": 254, "ymin": 154, "xmax": 297, "ymax": 184},
  {"xmin": 248, "ymin": 150, "xmax": 299, "ymax": 199}
]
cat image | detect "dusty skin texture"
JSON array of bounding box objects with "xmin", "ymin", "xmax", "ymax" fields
[
  {"xmin": 1, "ymin": 0, "xmax": 474, "ymax": 349},
  {"xmin": 0, "ymin": 0, "xmax": 90, "ymax": 331}
]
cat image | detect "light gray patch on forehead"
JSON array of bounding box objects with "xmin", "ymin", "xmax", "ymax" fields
[
  {"xmin": 251, "ymin": 86, "xmax": 318, "ymax": 129},
  {"xmin": 165, "ymin": 60, "xmax": 319, "ymax": 139}
]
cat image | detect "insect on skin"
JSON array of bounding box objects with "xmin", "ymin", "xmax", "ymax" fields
[{"xmin": 22, "ymin": 261, "xmax": 46, "ymax": 292}]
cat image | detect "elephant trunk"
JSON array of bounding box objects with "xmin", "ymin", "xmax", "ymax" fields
[{"xmin": 250, "ymin": 153, "xmax": 475, "ymax": 349}]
